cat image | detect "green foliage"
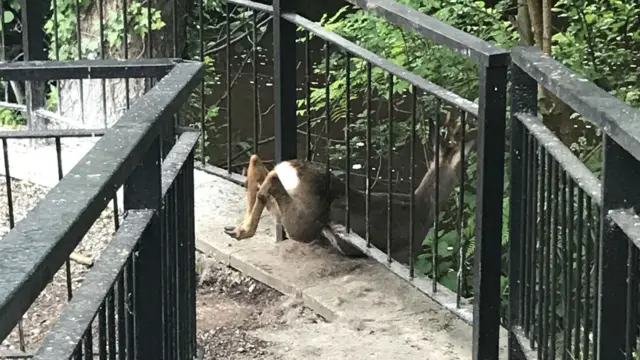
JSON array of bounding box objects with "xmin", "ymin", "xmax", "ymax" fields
[
  {"xmin": 43, "ymin": 0, "xmax": 165, "ymax": 60},
  {"xmin": 0, "ymin": 108, "xmax": 24, "ymax": 128},
  {"xmin": 553, "ymin": 0, "xmax": 640, "ymax": 107}
]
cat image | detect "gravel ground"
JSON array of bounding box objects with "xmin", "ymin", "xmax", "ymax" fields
[
  {"xmin": 0, "ymin": 176, "xmax": 120, "ymax": 354},
  {"xmin": 0, "ymin": 176, "xmax": 324, "ymax": 359},
  {"xmin": 196, "ymin": 254, "xmax": 325, "ymax": 360}
]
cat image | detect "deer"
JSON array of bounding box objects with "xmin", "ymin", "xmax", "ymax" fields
[{"xmin": 223, "ymin": 120, "xmax": 477, "ymax": 266}]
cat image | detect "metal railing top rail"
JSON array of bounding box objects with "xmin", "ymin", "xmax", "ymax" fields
[
  {"xmin": 0, "ymin": 129, "xmax": 107, "ymax": 139},
  {"xmin": 346, "ymin": 0, "xmax": 509, "ymax": 66},
  {"xmin": 512, "ymin": 46, "xmax": 640, "ymax": 162},
  {"xmin": 515, "ymin": 112, "xmax": 602, "ymax": 205},
  {"xmin": 608, "ymin": 208, "xmax": 640, "ymax": 251},
  {"xmin": 283, "ymin": 13, "xmax": 479, "ymax": 116},
  {"xmin": 0, "ymin": 58, "xmax": 183, "ymax": 81},
  {"xmin": 31, "ymin": 209, "xmax": 155, "ymax": 360},
  {"xmin": 0, "ymin": 60, "xmax": 204, "ymax": 342}
]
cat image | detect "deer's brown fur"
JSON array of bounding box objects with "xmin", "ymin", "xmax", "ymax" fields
[{"xmin": 224, "ymin": 125, "xmax": 476, "ymax": 265}]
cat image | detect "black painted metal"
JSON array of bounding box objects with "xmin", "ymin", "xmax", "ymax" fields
[
  {"xmin": 597, "ymin": 135, "xmax": 640, "ymax": 360},
  {"xmin": 512, "ymin": 47, "xmax": 640, "ymax": 161},
  {"xmin": 0, "ymin": 58, "xmax": 179, "ymax": 81},
  {"xmin": 21, "ymin": 0, "xmax": 47, "ymax": 138},
  {"xmin": 273, "ymin": 0, "xmax": 297, "ymax": 242},
  {"xmin": 0, "ymin": 60, "xmax": 203, "ymax": 359},
  {"xmin": 509, "ymin": 46, "xmax": 640, "ymax": 360},
  {"xmin": 508, "ymin": 61, "xmax": 537, "ymax": 359},
  {"xmin": 345, "ymin": 0, "xmax": 509, "ymax": 66},
  {"xmin": 31, "ymin": 210, "xmax": 154, "ymax": 359},
  {"xmin": 473, "ymin": 61, "xmax": 508, "ymax": 360}
]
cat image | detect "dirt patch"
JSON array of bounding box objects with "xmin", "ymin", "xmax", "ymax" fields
[{"xmin": 195, "ymin": 253, "xmax": 325, "ymax": 360}]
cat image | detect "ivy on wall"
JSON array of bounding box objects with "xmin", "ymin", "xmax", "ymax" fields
[{"xmin": 44, "ymin": 0, "xmax": 165, "ymax": 60}]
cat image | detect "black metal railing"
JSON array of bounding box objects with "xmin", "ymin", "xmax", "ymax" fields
[
  {"xmin": 208, "ymin": 1, "xmax": 510, "ymax": 359},
  {"xmin": 0, "ymin": 58, "xmax": 203, "ymax": 359},
  {"xmin": 508, "ymin": 46, "xmax": 640, "ymax": 360}
]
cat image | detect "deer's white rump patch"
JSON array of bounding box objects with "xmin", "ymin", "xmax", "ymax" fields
[{"xmin": 274, "ymin": 161, "xmax": 300, "ymax": 191}]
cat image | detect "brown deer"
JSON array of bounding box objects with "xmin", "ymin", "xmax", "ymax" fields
[{"xmin": 224, "ymin": 123, "xmax": 476, "ymax": 265}]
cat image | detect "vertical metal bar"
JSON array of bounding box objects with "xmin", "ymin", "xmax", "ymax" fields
[
  {"xmin": 177, "ymin": 167, "xmax": 187, "ymax": 359},
  {"xmin": 74, "ymin": 343, "xmax": 83, "ymax": 360},
  {"xmin": 125, "ymin": 260, "xmax": 134, "ymax": 360},
  {"xmin": 386, "ymin": 73, "xmax": 393, "ymax": 264},
  {"xmin": 117, "ymin": 275, "xmax": 125, "ymax": 360},
  {"xmin": 187, "ymin": 149, "xmax": 197, "ymax": 357},
  {"xmin": 472, "ymin": 62, "xmax": 508, "ymax": 360},
  {"xmin": 99, "ymin": 303, "xmax": 107, "ymax": 360},
  {"xmin": 161, "ymin": 189, "xmax": 170, "ymax": 359},
  {"xmin": 2, "ymin": 138, "xmax": 24, "ymax": 351},
  {"xmin": 52, "ymin": 0, "xmax": 62, "ymax": 113},
  {"xmin": 365, "ymin": 62, "xmax": 372, "ymax": 248},
  {"xmin": 508, "ymin": 61, "xmax": 536, "ymax": 358},
  {"xmin": 432, "ymin": 99, "xmax": 441, "ymax": 292},
  {"xmin": 124, "ymin": 137, "xmax": 162, "ymax": 360},
  {"xmin": 626, "ymin": 245, "xmax": 638, "ymax": 360},
  {"xmin": 537, "ymin": 148, "xmax": 547, "ymax": 360},
  {"xmin": 543, "ymin": 153, "xmax": 553, "ymax": 359},
  {"xmin": 252, "ymin": 10, "xmax": 259, "ymax": 155},
  {"xmin": 0, "ymin": 2, "xmax": 7, "ymax": 107},
  {"xmin": 21, "ymin": 0, "xmax": 47, "ymax": 139},
  {"xmin": 324, "ymin": 41, "xmax": 331, "ymax": 175},
  {"xmin": 55, "ymin": 137, "xmax": 74, "ymax": 301},
  {"xmin": 99, "ymin": 0, "xmax": 107, "ymax": 128},
  {"xmin": 345, "ymin": 52, "xmax": 351, "ymax": 232},
  {"xmin": 84, "ymin": 328, "xmax": 94, "ymax": 360},
  {"xmin": 305, "ymin": 31, "xmax": 311, "ymax": 161},
  {"xmin": 273, "ymin": 0, "xmax": 297, "ymax": 242},
  {"xmin": 168, "ymin": 183, "xmax": 177, "ymax": 359},
  {"xmin": 198, "ymin": 0, "xmax": 205, "ymax": 165},
  {"xmin": 456, "ymin": 112, "xmax": 467, "ymax": 309},
  {"xmin": 592, "ymin": 205, "xmax": 600, "ymax": 359},
  {"xmin": 147, "ymin": 0, "xmax": 153, "ymax": 63},
  {"xmin": 163, "ymin": 119, "xmax": 176, "ymax": 359},
  {"xmin": 225, "ymin": 3, "xmax": 232, "ymax": 173},
  {"xmin": 584, "ymin": 196, "xmax": 593, "ymax": 358},
  {"xmin": 597, "ymin": 135, "xmax": 639, "ymax": 360},
  {"xmin": 523, "ymin": 134, "xmax": 533, "ymax": 337},
  {"xmin": 550, "ymin": 159, "xmax": 559, "ymax": 360},
  {"xmin": 409, "ymin": 85, "xmax": 417, "ymax": 280},
  {"xmin": 122, "ymin": 0, "xmax": 130, "ymax": 110},
  {"xmin": 566, "ymin": 177, "xmax": 575, "ymax": 356},
  {"xmin": 75, "ymin": 0, "xmax": 85, "ymax": 123},
  {"xmin": 574, "ymin": 188, "xmax": 584, "ymax": 357},
  {"xmin": 561, "ymin": 172, "xmax": 570, "ymax": 360},
  {"xmin": 527, "ymin": 137, "xmax": 539, "ymax": 343},
  {"xmin": 518, "ymin": 129, "xmax": 529, "ymax": 322},
  {"xmin": 107, "ymin": 290, "xmax": 116, "ymax": 360},
  {"xmin": 172, "ymin": 0, "xmax": 178, "ymax": 58}
]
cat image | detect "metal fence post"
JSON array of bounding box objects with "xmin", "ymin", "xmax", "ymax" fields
[
  {"xmin": 597, "ymin": 136, "xmax": 640, "ymax": 360},
  {"xmin": 272, "ymin": 0, "xmax": 297, "ymax": 242},
  {"xmin": 507, "ymin": 62, "xmax": 537, "ymax": 360},
  {"xmin": 20, "ymin": 0, "xmax": 48, "ymax": 146},
  {"xmin": 473, "ymin": 60, "xmax": 508, "ymax": 360},
  {"xmin": 124, "ymin": 137, "xmax": 163, "ymax": 360}
]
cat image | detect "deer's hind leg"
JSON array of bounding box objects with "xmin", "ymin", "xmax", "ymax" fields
[
  {"xmin": 224, "ymin": 168, "xmax": 288, "ymax": 240},
  {"xmin": 224, "ymin": 155, "xmax": 270, "ymax": 234}
]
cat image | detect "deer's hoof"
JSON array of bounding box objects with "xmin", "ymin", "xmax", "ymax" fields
[{"xmin": 223, "ymin": 225, "xmax": 252, "ymax": 240}]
